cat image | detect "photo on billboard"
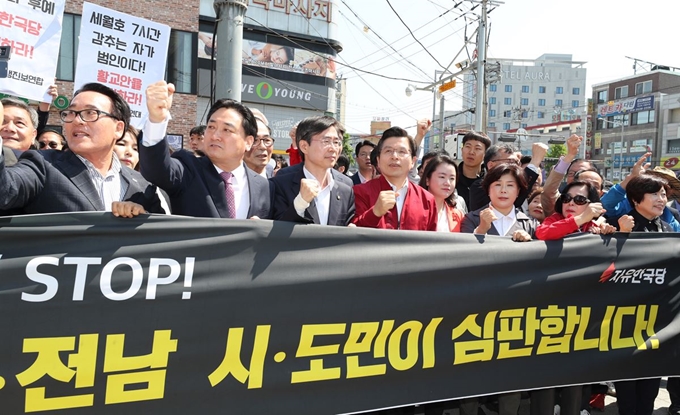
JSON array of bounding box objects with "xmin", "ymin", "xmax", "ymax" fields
[{"xmin": 197, "ymin": 31, "xmax": 335, "ymax": 80}]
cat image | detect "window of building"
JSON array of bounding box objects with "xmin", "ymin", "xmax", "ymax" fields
[
  {"xmin": 613, "ymin": 114, "xmax": 629, "ymax": 126},
  {"xmin": 521, "ymin": 123, "xmax": 527, "ymax": 128},
  {"xmin": 504, "ymin": 110, "xmax": 512, "ymax": 117},
  {"xmin": 632, "ymin": 110, "xmax": 655, "ymax": 125},
  {"xmin": 504, "ymin": 97, "xmax": 512, "ymax": 105},
  {"xmin": 615, "ymin": 86, "xmax": 629, "ymax": 99},
  {"xmin": 668, "ymin": 139, "xmax": 680, "ymax": 153},
  {"xmin": 555, "ymin": 99, "xmax": 563, "ymax": 107},
  {"xmin": 56, "ymin": 13, "xmax": 81, "ymax": 81},
  {"xmin": 503, "ymin": 123, "xmax": 511, "ymax": 130},
  {"xmin": 597, "ymin": 90, "xmax": 608, "ymax": 104},
  {"xmin": 572, "ymin": 87, "xmax": 580, "ymax": 95},
  {"xmin": 635, "ymin": 80, "xmax": 653, "ymax": 95},
  {"xmin": 521, "ymin": 111, "xmax": 528, "ymax": 118},
  {"xmin": 505, "ymin": 85, "xmax": 512, "ymax": 92},
  {"xmin": 537, "ymin": 111, "xmax": 544, "ymax": 119},
  {"xmin": 521, "ymin": 85, "xmax": 529, "ymax": 93},
  {"xmin": 538, "ymin": 86, "xmax": 546, "ymax": 93},
  {"xmin": 489, "ymin": 97, "xmax": 496, "ymax": 104},
  {"xmin": 521, "ymin": 98, "xmax": 528, "ymax": 105},
  {"xmin": 488, "ymin": 122, "xmax": 496, "ymax": 128},
  {"xmin": 556, "ymin": 86, "xmax": 563, "ymax": 94},
  {"xmin": 596, "ymin": 118, "xmax": 606, "ymax": 130},
  {"xmin": 538, "ymin": 98, "xmax": 546, "ymax": 106},
  {"xmin": 490, "ymin": 84, "xmax": 497, "ymax": 92},
  {"xmin": 572, "ymin": 100, "xmax": 579, "ymax": 108},
  {"xmin": 166, "ymin": 30, "xmax": 197, "ymax": 94},
  {"xmin": 489, "ymin": 109, "xmax": 496, "ymax": 117}
]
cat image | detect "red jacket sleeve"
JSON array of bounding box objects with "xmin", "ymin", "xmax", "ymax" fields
[{"xmin": 535, "ymin": 213, "xmax": 579, "ymax": 240}]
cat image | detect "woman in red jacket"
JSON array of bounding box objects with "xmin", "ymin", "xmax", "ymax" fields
[
  {"xmin": 536, "ymin": 181, "xmax": 615, "ymax": 240},
  {"xmin": 419, "ymin": 154, "xmax": 464, "ymax": 232}
]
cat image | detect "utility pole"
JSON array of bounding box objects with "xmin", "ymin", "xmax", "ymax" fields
[
  {"xmin": 474, "ymin": 0, "xmax": 487, "ymax": 132},
  {"xmin": 214, "ymin": 0, "xmax": 248, "ymax": 101}
]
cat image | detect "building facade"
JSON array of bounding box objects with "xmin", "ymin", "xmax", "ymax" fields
[
  {"xmin": 461, "ymin": 53, "xmax": 587, "ymax": 134},
  {"xmin": 39, "ymin": 0, "xmax": 339, "ymax": 154},
  {"xmin": 589, "ymin": 70, "xmax": 680, "ymax": 181}
]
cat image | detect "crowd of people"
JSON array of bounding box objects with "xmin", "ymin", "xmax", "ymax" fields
[{"xmin": 1, "ymin": 80, "xmax": 678, "ymax": 415}]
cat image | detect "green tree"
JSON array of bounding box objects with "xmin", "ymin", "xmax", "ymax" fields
[
  {"xmin": 544, "ymin": 143, "xmax": 566, "ymax": 171},
  {"xmin": 342, "ymin": 132, "xmax": 354, "ymax": 165}
]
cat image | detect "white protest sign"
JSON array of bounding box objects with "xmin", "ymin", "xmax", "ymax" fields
[
  {"xmin": 74, "ymin": 2, "xmax": 170, "ymax": 128},
  {"xmin": 0, "ymin": 0, "xmax": 65, "ymax": 102}
]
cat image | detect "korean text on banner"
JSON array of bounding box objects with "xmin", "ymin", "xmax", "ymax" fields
[
  {"xmin": 73, "ymin": 2, "xmax": 170, "ymax": 129},
  {"xmin": 0, "ymin": 0, "xmax": 65, "ymax": 102}
]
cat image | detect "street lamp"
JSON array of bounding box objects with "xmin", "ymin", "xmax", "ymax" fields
[
  {"xmin": 404, "ymin": 71, "xmax": 449, "ymax": 150},
  {"xmin": 598, "ymin": 114, "xmax": 626, "ymax": 182}
]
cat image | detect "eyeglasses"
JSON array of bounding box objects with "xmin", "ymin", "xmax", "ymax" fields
[
  {"xmin": 315, "ymin": 138, "xmax": 343, "ymax": 148},
  {"xmin": 60, "ymin": 109, "xmax": 117, "ymax": 123},
  {"xmin": 381, "ymin": 148, "xmax": 411, "ymax": 157},
  {"xmin": 39, "ymin": 141, "xmax": 60, "ymax": 149},
  {"xmin": 492, "ymin": 158, "xmax": 520, "ymax": 165},
  {"xmin": 561, "ymin": 194, "xmax": 590, "ymax": 205},
  {"xmin": 253, "ymin": 136, "xmax": 275, "ymax": 147}
]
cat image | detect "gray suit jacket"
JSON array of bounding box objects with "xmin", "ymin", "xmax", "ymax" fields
[
  {"xmin": 139, "ymin": 138, "xmax": 271, "ymax": 219},
  {"xmin": 0, "ymin": 148, "xmax": 163, "ymax": 214},
  {"xmin": 460, "ymin": 204, "xmax": 537, "ymax": 237}
]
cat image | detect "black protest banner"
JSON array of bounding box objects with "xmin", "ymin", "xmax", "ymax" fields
[{"xmin": 0, "ymin": 212, "xmax": 678, "ymax": 414}]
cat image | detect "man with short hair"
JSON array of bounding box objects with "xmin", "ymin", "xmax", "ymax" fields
[
  {"xmin": 0, "ymin": 84, "xmax": 163, "ymax": 214},
  {"xmin": 188, "ymin": 125, "xmax": 205, "ymax": 155},
  {"xmin": 244, "ymin": 117, "xmax": 274, "ymax": 178},
  {"xmin": 270, "ymin": 115, "xmax": 354, "ymax": 226},
  {"xmin": 574, "ymin": 168, "xmax": 604, "ymax": 196},
  {"xmin": 468, "ymin": 142, "xmax": 545, "ymax": 211},
  {"xmin": 352, "ymin": 140, "xmax": 376, "ymax": 185},
  {"xmin": 140, "ymin": 81, "xmax": 270, "ymax": 219},
  {"xmin": 352, "ymin": 127, "xmax": 437, "ymax": 230},
  {"xmin": 334, "ymin": 154, "xmax": 350, "ymax": 175},
  {"xmin": 1, "ymin": 97, "xmax": 38, "ymax": 151},
  {"xmin": 456, "ymin": 131, "xmax": 491, "ymax": 209}
]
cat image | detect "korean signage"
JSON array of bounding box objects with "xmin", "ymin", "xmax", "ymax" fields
[
  {"xmin": 0, "ymin": 0, "xmax": 65, "ymax": 102},
  {"xmin": 198, "ymin": 31, "xmax": 336, "ymax": 80},
  {"xmin": 241, "ymin": 74, "xmax": 330, "ymax": 111},
  {"xmin": 250, "ymin": 0, "xmax": 333, "ymax": 22},
  {"xmin": 73, "ymin": 2, "xmax": 170, "ymax": 128},
  {"xmin": 661, "ymin": 156, "xmax": 680, "ymax": 170},
  {"xmin": 597, "ymin": 95, "xmax": 655, "ymax": 118},
  {"xmin": 0, "ymin": 213, "xmax": 678, "ymax": 414},
  {"xmin": 613, "ymin": 154, "xmax": 651, "ymax": 168},
  {"xmin": 594, "ymin": 132, "xmax": 601, "ymax": 149}
]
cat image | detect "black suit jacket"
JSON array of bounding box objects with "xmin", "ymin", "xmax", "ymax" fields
[
  {"xmin": 351, "ymin": 173, "xmax": 362, "ymax": 186},
  {"xmin": 0, "ymin": 148, "xmax": 163, "ymax": 214},
  {"xmin": 139, "ymin": 138, "xmax": 271, "ymax": 219},
  {"xmin": 270, "ymin": 163, "xmax": 355, "ymax": 226}
]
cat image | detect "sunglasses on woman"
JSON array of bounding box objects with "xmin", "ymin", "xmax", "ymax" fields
[
  {"xmin": 39, "ymin": 141, "xmax": 60, "ymax": 149},
  {"xmin": 561, "ymin": 194, "xmax": 590, "ymax": 205}
]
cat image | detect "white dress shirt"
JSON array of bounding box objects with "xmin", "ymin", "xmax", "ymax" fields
[
  {"xmin": 490, "ymin": 205, "xmax": 517, "ymax": 236},
  {"xmin": 75, "ymin": 153, "xmax": 126, "ymax": 211},
  {"xmin": 214, "ymin": 163, "xmax": 250, "ymax": 219},
  {"xmin": 294, "ymin": 167, "xmax": 334, "ymax": 225},
  {"xmin": 385, "ymin": 178, "xmax": 409, "ymax": 222}
]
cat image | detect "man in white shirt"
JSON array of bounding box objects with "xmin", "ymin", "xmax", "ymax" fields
[
  {"xmin": 244, "ymin": 117, "xmax": 274, "ymax": 179},
  {"xmin": 138, "ymin": 81, "xmax": 271, "ymax": 219},
  {"xmin": 270, "ymin": 115, "xmax": 354, "ymax": 226}
]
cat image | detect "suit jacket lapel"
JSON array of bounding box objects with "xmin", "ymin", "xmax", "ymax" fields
[
  {"xmin": 203, "ymin": 158, "xmax": 230, "ymax": 218},
  {"xmin": 295, "ymin": 167, "xmax": 320, "ymax": 223},
  {"xmin": 59, "ymin": 152, "xmax": 104, "ymax": 210},
  {"xmin": 328, "ymin": 180, "xmax": 342, "ymax": 226}
]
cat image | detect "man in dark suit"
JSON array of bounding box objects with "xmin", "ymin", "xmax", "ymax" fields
[
  {"xmin": 351, "ymin": 140, "xmax": 376, "ymax": 186},
  {"xmin": 270, "ymin": 115, "xmax": 354, "ymax": 226},
  {"xmin": 139, "ymin": 81, "xmax": 270, "ymax": 219},
  {"xmin": 0, "ymin": 84, "xmax": 163, "ymax": 215}
]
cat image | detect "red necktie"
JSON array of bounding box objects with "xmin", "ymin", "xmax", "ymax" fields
[{"xmin": 219, "ymin": 171, "xmax": 236, "ymax": 218}]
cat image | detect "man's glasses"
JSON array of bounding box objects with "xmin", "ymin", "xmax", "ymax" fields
[
  {"xmin": 315, "ymin": 138, "xmax": 343, "ymax": 148},
  {"xmin": 561, "ymin": 194, "xmax": 590, "ymax": 205},
  {"xmin": 60, "ymin": 109, "xmax": 117, "ymax": 123},
  {"xmin": 39, "ymin": 141, "xmax": 60, "ymax": 149},
  {"xmin": 253, "ymin": 136, "xmax": 275, "ymax": 147},
  {"xmin": 492, "ymin": 158, "xmax": 520, "ymax": 165}
]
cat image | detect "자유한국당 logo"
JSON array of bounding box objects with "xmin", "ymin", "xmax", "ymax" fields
[{"xmin": 599, "ymin": 262, "xmax": 666, "ymax": 285}]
